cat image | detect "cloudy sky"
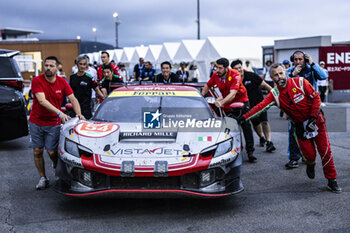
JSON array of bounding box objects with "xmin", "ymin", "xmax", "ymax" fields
[{"xmin": 1, "ymin": 0, "xmax": 349, "ymax": 47}]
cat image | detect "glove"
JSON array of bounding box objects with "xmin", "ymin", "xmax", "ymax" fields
[
  {"xmin": 306, "ymin": 117, "xmax": 317, "ymax": 133},
  {"xmin": 237, "ymin": 116, "xmax": 245, "ymax": 125}
]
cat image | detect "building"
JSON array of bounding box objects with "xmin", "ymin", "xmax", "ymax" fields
[
  {"xmin": 263, "ymin": 36, "xmax": 350, "ymax": 102},
  {"xmin": 0, "ymin": 27, "xmax": 80, "ymax": 81}
]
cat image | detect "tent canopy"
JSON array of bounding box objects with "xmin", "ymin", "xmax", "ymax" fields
[
  {"xmin": 130, "ymin": 45, "xmax": 149, "ymax": 64},
  {"xmin": 112, "ymin": 49, "xmax": 124, "ymax": 63},
  {"xmin": 119, "ymin": 47, "xmax": 136, "ymax": 64},
  {"xmin": 157, "ymin": 42, "xmax": 180, "ymax": 63},
  {"xmin": 173, "ymin": 39, "xmax": 205, "ymax": 63},
  {"xmin": 144, "ymin": 44, "xmax": 163, "ymax": 64}
]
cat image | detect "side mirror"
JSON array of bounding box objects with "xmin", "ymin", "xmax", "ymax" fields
[
  {"xmin": 206, "ymin": 97, "xmax": 215, "ymax": 104},
  {"xmin": 229, "ymin": 102, "xmax": 244, "ymax": 110},
  {"xmin": 65, "ymin": 103, "xmax": 73, "ymax": 110}
]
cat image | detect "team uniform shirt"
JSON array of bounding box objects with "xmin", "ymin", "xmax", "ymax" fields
[
  {"xmin": 142, "ymin": 68, "xmax": 156, "ymax": 80},
  {"xmin": 133, "ymin": 63, "xmax": 145, "ymax": 79},
  {"xmin": 243, "ymin": 77, "xmax": 321, "ymax": 123},
  {"xmin": 29, "ymin": 74, "xmax": 73, "ymax": 126},
  {"xmin": 176, "ymin": 69, "xmax": 189, "ymax": 82},
  {"xmin": 101, "ymin": 74, "xmax": 123, "ymax": 95},
  {"xmin": 69, "ymin": 72, "xmax": 98, "ymax": 119},
  {"xmin": 207, "ymin": 68, "xmax": 248, "ymax": 112},
  {"xmin": 242, "ymin": 71, "xmax": 264, "ymax": 107},
  {"xmin": 153, "ymin": 73, "xmax": 180, "ymax": 83},
  {"xmin": 97, "ymin": 63, "xmax": 119, "ymax": 83}
]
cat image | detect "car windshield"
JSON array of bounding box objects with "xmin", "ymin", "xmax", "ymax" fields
[{"xmin": 93, "ymin": 95, "xmax": 214, "ymax": 122}]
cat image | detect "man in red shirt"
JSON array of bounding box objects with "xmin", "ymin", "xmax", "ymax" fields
[
  {"xmin": 240, "ymin": 63, "xmax": 341, "ymax": 193},
  {"xmin": 97, "ymin": 51, "xmax": 119, "ymax": 83},
  {"xmin": 29, "ymin": 56, "xmax": 85, "ymax": 190},
  {"xmin": 201, "ymin": 58, "xmax": 256, "ymax": 162}
]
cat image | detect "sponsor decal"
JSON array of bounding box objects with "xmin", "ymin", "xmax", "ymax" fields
[
  {"xmin": 224, "ymin": 128, "xmax": 230, "ymax": 138},
  {"xmin": 294, "ymin": 95, "xmax": 304, "ymax": 103},
  {"xmin": 292, "ymin": 88, "xmax": 297, "ymax": 93},
  {"xmin": 109, "ymin": 91, "xmax": 200, "ymax": 97},
  {"xmin": 80, "ymin": 81, "xmax": 88, "ymax": 86},
  {"xmin": 198, "ymin": 136, "xmax": 212, "ymax": 142},
  {"xmin": 228, "ymin": 76, "xmax": 232, "ymax": 81},
  {"xmin": 120, "ymin": 131, "xmax": 176, "ymax": 139},
  {"xmin": 109, "ymin": 147, "xmax": 183, "ymax": 156},
  {"xmin": 209, "ymin": 158, "xmax": 231, "ymax": 168},
  {"xmin": 74, "ymin": 122, "xmax": 120, "ymax": 138},
  {"xmin": 56, "ymin": 90, "xmax": 62, "ymax": 94},
  {"xmin": 61, "ymin": 154, "xmax": 82, "ymax": 167}
]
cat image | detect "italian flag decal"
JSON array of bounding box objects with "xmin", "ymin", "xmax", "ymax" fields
[{"xmin": 198, "ymin": 136, "xmax": 212, "ymax": 142}]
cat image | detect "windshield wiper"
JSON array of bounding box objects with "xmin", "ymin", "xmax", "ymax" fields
[{"xmin": 158, "ymin": 96, "xmax": 163, "ymax": 112}]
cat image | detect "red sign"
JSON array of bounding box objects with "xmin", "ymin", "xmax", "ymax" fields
[{"xmin": 319, "ymin": 46, "xmax": 350, "ymax": 90}]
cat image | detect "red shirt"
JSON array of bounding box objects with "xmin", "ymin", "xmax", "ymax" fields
[
  {"xmin": 97, "ymin": 63, "xmax": 119, "ymax": 83},
  {"xmin": 29, "ymin": 74, "xmax": 73, "ymax": 126},
  {"xmin": 243, "ymin": 77, "xmax": 321, "ymax": 123},
  {"xmin": 207, "ymin": 68, "xmax": 248, "ymax": 111}
]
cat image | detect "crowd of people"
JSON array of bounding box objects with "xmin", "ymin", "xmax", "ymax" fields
[{"xmin": 28, "ymin": 49, "xmax": 340, "ymax": 194}]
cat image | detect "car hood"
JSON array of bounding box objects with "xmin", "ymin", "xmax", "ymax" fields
[{"xmin": 61, "ymin": 118, "xmax": 239, "ymax": 158}]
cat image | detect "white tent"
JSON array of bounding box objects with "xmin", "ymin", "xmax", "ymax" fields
[
  {"xmin": 195, "ymin": 36, "xmax": 278, "ymax": 81},
  {"xmin": 173, "ymin": 39, "xmax": 205, "ymax": 63},
  {"xmin": 92, "ymin": 52, "xmax": 101, "ymax": 64},
  {"xmin": 106, "ymin": 49, "xmax": 115, "ymax": 62},
  {"xmin": 157, "ymin": 42, "xmax": 180, "ymax": 63},
  {"xmin": 112, "ymin": 49, "xmax": 124, "ymax": 63},
  {"xmin": 144, "ymin": 44, "xmax": 163, "ymax": 64},
  {"xmin": 84, "ymin": 53, "xmax": 94, "ymax": 64},
  {"xmin": 119, "ymin": 47, "xmax": 136, "ymax": 65},
  {"xmin": 130, "ymin": 45, "xmax": 149, "ymax": 64}
]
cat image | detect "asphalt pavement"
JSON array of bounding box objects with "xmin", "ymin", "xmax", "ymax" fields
[{"xmin": 0, "ymin": 104, "xmax": 349, "ymax": 233}]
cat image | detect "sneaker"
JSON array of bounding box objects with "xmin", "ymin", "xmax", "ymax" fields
[
  {"xmin": 36, "ymin": 176, "xmax": 49, "ymax": 190},
  {"xmin": 327, "ymin": 179, "xmax": 342, "ymax": 193},
  {"xmin": 247, "ymin": 153, "xmax": 257, "ymax": 163},
  {"xmin": 285, "ymin": 160, "xmax": 299, "ymax": 169},
  {"xmin": 266, "ymin": 141, "xmax": 276, "ymax": 152},
  {"xmin": 259, "ymin": 137, "xmax": 266, "ymax": 147},
  {"xmin": 306, "ymin": 166, "xmax": 315, "ymax": 179}
]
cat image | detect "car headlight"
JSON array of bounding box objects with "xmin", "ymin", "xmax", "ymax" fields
[
  {"xmin": 214, "ymin": 138, "xmax": 232, "ymax": 157},
  {"xmin": 200, "ymin": 138, "xmax": 233, "ymax": 158},
  {"xmin": 65, "ymin": 138, "xmax": 79, "ymax": 157}
]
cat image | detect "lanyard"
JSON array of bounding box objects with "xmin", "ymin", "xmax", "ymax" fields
[{"xmin": 219, "ymin": 76, "xmax": 227, "ymax": 83}]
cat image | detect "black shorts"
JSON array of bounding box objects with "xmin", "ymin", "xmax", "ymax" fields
[{"xmin": 250, "ymin": 111, "xmax": 268, "ymax": 127}]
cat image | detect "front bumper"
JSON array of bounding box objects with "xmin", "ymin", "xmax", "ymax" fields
[{"xmin": 54, "ymin": 154, "xmax": 243, "ymax": 198}]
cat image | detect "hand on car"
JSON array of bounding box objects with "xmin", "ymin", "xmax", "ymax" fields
[
  {"xmin": 76, "ymin": 114, "xmax": 86, "ymax": 121},
  {"xmin": 214, "ymin": 100, "xmax": 222, "ymax": 108},
  {"xmin": 59, "ymin": 112, "xmax": 71, "ymax": 123}
]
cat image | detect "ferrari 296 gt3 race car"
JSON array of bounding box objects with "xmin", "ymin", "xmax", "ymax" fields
[{"xmin": 55, "ymin": 84, "xmax": 244, "ymax": 197}]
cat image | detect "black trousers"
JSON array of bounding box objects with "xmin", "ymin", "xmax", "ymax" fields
[
  {"xmin": 226, "ymin": 101, "xmax": 255, "ymax": 154},
  {"xmin": 318, "ymin": 86, "xmax": 327, "ymax": 102}
]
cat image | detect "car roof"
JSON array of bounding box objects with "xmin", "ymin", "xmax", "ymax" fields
[
  {"xmin": 112, "ymin": 84, "xmax": 199, "ymax": 92},
  {"xmin": 0, "ymin": 49, "xmax": 20, "ymax": 57}
]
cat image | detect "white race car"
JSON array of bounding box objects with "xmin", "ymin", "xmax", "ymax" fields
[{"xmin": 55, "ymin": 84, "xmax": 244, "ymax": 197}]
